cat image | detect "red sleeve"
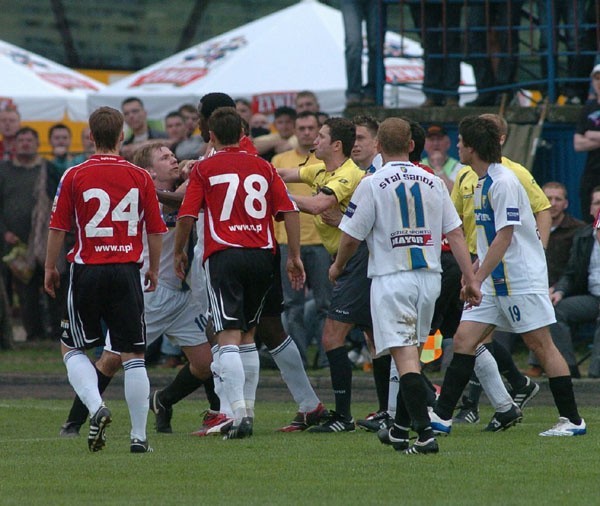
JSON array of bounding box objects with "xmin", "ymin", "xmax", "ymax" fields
[
  {"xmin": 178, "ymin": 162, "xmax": 205, "ymax": 219},
  {"xmin": 270, "ymin": 166, "xmax": 298, "ymax": 221},
  {"xmin": 49, "ymin": 172, "xmax": 75, "ymax": 231}
]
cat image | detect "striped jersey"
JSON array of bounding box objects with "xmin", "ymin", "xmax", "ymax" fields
[
  {"xmin": 474, "ymin": 163, "xmax": 548, "ymax": 295},
  {"xmin": 339, "ymin": 160, "xmax": 461, "ymax": 278}
]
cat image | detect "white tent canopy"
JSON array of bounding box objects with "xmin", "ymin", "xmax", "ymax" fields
[
  {"xmin": 89, "ymin": 0, "xmax": 474, "ymax": 119},
  {"xmin": 0, "ymin": 39, "xmax": 105, "ymax": 121}
]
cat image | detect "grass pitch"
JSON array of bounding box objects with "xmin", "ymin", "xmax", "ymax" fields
[{"xmin": 0, "ymin": 399, "xmax": 598, "ymax": 505}]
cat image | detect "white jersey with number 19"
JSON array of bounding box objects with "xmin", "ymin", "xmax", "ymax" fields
[
  {"xmin": 340, "ymin": 160, "xmax": 461, "ymax": 278},
  {"xmin": 474, "ymin": 163, "xmax": 548, "ymax": 296}
]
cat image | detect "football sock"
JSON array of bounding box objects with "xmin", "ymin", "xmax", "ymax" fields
[
  {"xmin": 464, "ymin": 374, "xmax": 483, "ymax": 406},
  {"xmin": 159, "ymin": 363, "xmax": 204, "ymax": 408},
  {"xmin": 123, "ymin": 358, "xmax": 149, "ymax": 441},
  {"xmin": 474, "ymin": 344, "xmax": 513, "ymax": 412},
  {"xmin": 491, "ymin": 340, "xmax": 527, "ymax": 390},
  {"xmin": 548, "ymin": 376, "xmax": 582, "ymax": 424},
  {"xmin": 67, "ymin": 364, "xmax": 112, "ymax": 426},
  {"xmin": 372, "ymin": 354, "xmax": 391, "ymax": 412},
  {"xmin": 239, "ymin": 343, "xmax": 259, "ymax": 418},
  {"xmin": 63, "ymin": 349, "xmax": 103, "ymax": 416},
  {"xmin": 421, "ymin": 371, "xmax": 438, "ymax": 407},
  {"xmin": 393, "ymin": 373, "xmax": 411, "ymax": 428},
  {"xmin": 211, "ymin": 345, "xmax": 233, "ymax": 417},
  {"xmin": 270, "ymin": 336, "xmax": 319, "ymax": 412},
  {"xmin": 219, "ymin": 345, "xmax": 246, "ymax": 420},
  {"xmin": 326, "ymin": 346, "xmax": 353, "ymax": 420},
  {"xmin": 401, "ymin": 372, "xmax": 434, "ymax": 441},
  {"xmin": 388, "ymin": 361, "xmax": 399, "ymax": 417},
  {"xmin": 203, "ymin": 376, "xmax": 220, "ymax": 412},
  {"xmin": 435, "ymin": 352, "xmax": 476, "ymax": 420}
]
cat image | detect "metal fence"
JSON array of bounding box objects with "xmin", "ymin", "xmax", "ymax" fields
[{"xmin": 379, "ymin": 0, "xmax": 600, "ymax": 105}]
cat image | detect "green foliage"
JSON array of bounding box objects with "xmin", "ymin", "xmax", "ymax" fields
[{"xmin": 0, "ymin": 399, "xmax": 598, "ymax": 505}]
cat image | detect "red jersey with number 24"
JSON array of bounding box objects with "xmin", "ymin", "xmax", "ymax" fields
[
  {"xmin": 178, "ymin": 146, "xmax": 298, "ymax": 263},
  {"xmin": 49, "ymin": 154, "xmax": 167, "ymax": 265}
]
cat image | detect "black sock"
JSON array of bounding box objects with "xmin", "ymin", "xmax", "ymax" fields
[
  {"xmin": 394, "ymin": 379, "xmax": 411, "ymax": 428},
  {"xmin": 203, "ymin": 376, "xmax": 220, "ymax": 412},
  {"xmin": 401, "ymin": 372, "xmax": 433, "ymax": 442},
  {"xmin": 160, "ymin": 363, "xmax": 204, "ymax": 408},
  {"xmin": 548, "ymin": 376, "xmax": 582, "ymax": 424},
  {"xmin": 435, "ymin": 353, "xmax": 476, "ymax": 420},
  {"xmin": 326, "ymin": 346, "xmax": 353, "ymax": 419},
  {"xmin": 465, "ymin": 372, "xmax": 483, "ymax": 406},
  {"xmin": 372, "ymin": 355, "xmax": 391, "ymax": 412},
  {"xmin": 491, "ymin": 340, "xmax": 527, "ymax": 390},
  {"xmin": 66, "ymin": 366, "xmax": 112, "ymax": 426},
  {"xmin": 421, "ymin": 371, "xmax": 438, "ymax": 407}
]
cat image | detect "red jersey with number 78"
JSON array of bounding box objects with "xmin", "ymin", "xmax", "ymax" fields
[
  {"xmin": 49, "ymin": 154, "xmax": 168, "ymax": 264},
  {"xmin": 178, "ymin": 146, "xmax": 298, "ymax": 262}
]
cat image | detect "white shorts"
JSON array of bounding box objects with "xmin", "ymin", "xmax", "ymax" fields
[
  {"xmin": 371, "ymin": 270, "xmax": 441, "ymax": 356},
  {"xmin": 460, "ymin": 293, "xmax": 556, "ymax": 334},
  {"xmin": 143, "ymin": 284, "xmax": 209, "ymax": 347}
]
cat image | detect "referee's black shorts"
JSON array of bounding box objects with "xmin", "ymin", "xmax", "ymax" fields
[{"xmin": 328, "ymin": 241, "xmax": 372, "ymax": 330}]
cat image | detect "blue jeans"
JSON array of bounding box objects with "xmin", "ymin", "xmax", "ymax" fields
[
  {"xmin": 280, "ymin": 244, "xmax": 332, "ymax": 365},
  {"xmin": 340, "ymin": 0, "xmax": 381, "ymax": 100}
]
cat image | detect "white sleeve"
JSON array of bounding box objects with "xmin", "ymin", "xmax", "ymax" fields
[{"xmin": 491, "ymin": 176, "xmax": 522, "ymax": 232}]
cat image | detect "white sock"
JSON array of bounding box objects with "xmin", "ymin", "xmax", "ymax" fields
[
  {"xmin": 270, "ymin": 336, "xmax": 320, "ymax": 412},
  {"xmin": 63, "ymin": 349, "xmax": 103, "ymax": 416},
  {"xmin": 123, "ymin": 358, "xmax": 150, "ymax": 441},
  {"xmin": 388, "ymin": 360, "xmax": 399, "ymax": 417},
  {"xmin": 475, "ymin": 345, "xmax": 514, "ymax": 413},
  {"xmin": 239, "ymin": 343, "xmax": 259, "ymax": 418},
  {"xmin": 211, "ymin": 345, "xmax": 233, "ymax": 418},
  {"xmin": 219, "ymin": 345, "xmax": 246, "ymax": 421}
]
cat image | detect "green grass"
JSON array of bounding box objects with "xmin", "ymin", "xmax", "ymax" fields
[{"xmin": 0, "ymin": 399, "xmax": 598, "ymax": 505}]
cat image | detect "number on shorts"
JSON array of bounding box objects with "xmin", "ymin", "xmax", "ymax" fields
[
  {"xmin": 508, "ymin": 305, "xmax": 521, "ymax": 322},
  {"xmin": 83, "ymin": 188, "xmax": 140, "ymax": 237},
  {"xmin": 208, "ymin": 173, "xmax": 268, "ymax": 221},
  {"xmin": 396, "ymin": 182, "xmax": 425, "ymax": 228}
]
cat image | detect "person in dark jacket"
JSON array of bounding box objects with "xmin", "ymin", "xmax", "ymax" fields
[{"xmin": 529, "ymin": 187, "xmax": 600, "ymax": 378}]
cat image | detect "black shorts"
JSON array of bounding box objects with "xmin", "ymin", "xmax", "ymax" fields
[
  {"xmin": 261, "ymin": 245, "xmax": 284, "ymax": 317},
  {"xmin": 61, "ymin": 263, "xmax": 146, "ymax": 354},
  {"xmin": 328, "ymin": 241, "xmax": 372, "ymax": 329},
  {"xmin": 205, "ymin": 248, "xmax": 274, "ymax": 333}
]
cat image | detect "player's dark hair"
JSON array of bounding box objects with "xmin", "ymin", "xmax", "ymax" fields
[
  {"xmin": 89, "ymin": 106, "xmax": 124, "ymax": 151},
  {"xmin": 401, "ymin": 117, "xmax": 425, "ymax": 162},
  {"xmin": 324, "ymin": 117, "xmax": 356, "ymax": 157},
  {"xmin": 209, "ymin": 107, "xmax": 242, "ymax": 146},
  {"xmin": 199, "ymin": 93, "xmax": 236, "ymax": 120},
  {"xmin": 459, "ymin": 116, "xmax": 502, "ymax": 163}
]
